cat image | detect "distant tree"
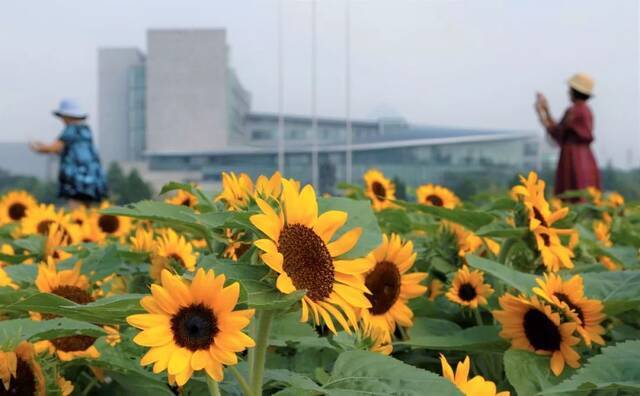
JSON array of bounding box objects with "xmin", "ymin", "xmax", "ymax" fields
[
  {"xmin": 122, "ymin": 169, "xmax": 153, "ymax": 204},
  {"xmin": 106, "ymin": 162, "xmax": 153, "ymax": 204}
]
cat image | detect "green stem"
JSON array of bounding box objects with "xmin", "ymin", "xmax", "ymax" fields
[
  {"xmin": 473, "ymin": 308, "xmax": 484, "ymax": 326},
  {"xmin": 250, "ymin": 310, "xmax": 275, "ymax": 396},
  {"xmin": 229, "ymin": 365, "xmax": 254, "ymax": 396},
  {"xmin": 498, "ymin": 238, "xmax": 518, "ymax": 265},
  {"xmin": 206, "ymin": 374, "xmax": 221, "ymax": 396}
]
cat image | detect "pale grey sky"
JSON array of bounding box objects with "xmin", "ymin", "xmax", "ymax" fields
[{"xmin": 1, "ymin": 0, "xmax": 638, "ymax": 167}]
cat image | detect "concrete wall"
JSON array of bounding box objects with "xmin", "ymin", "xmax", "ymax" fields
[
  {"xmin": 98, "ymin": 48, "xmax": 145, "ymax": 166},
  {"xmin": 146, "ymin": 29, "xmax": 229, "ymax": 154}
]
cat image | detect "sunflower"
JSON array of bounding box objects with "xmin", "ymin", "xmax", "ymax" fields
[
  {"xmin": 69, "ymin": 206, "xmax": 88, "ymax": 226},
  {"xmin": 0, "ymin": 191, "xmax": 37, "ymax": 224},
  {"xmin": 511, "ymin": 172, "xmax": 550, "ymax": 226},
  {"xmin": 130, "ymin": 226, "xmax": 155, "ymax": 253},
  {"xmin": 359, "ymin": 234, "xmax": 427, "ymax": 353},
  {"xmin": 445, "ymin": 222, "xmax": 500, "ymax": 258},
  {"xmin": 251, "ymin": 180, "xmax": 373, "ymax": 334},
  {"xmin": 215, "ymin": 172, "xmax": 254, "ymax": 211},
  {"xmin": 428, "ymin": 278, "xmax": 444, "ymax": 301},
  {"xmin": 446, "ymin": 266, "xmax": 493, "ymax": 309},
  {"xmin": 127, "ymin": 268, "xmax": 255, "ymax": 386},
  {"xmin": 223, "ymin": 229, "xmax": 251, "ymax": 262},
  {"xmin": 533, "ymin": 227, "xmax": 574, "ymax": 272},
  {"xmin": 493, "ymin": 294, "xmax": 580, "ymax": 376},
  {"xmin": 20, "ymin": 204, "xmax": 71, "ymax": 237},
  {"xmin": 93, "ymin": 202, "xmax": 132, "ymax": 239},
  {"xmin": 598, "ymin": 256, "xmax": 619, "ymax": 271},
  {"xmin": 166, "ymin": 189, "xmax": 198, "ymax": 208},
  {"xmin": 606, "ymin": 192, "xmax": 624, "ymax": 208},
  {"xmin": 103, "ymin": 325, "xmax": 122, "ymax": 347},
  {"xmin": 254, "ymin": 171, "xmax": 283, "ymax": 200},
  {"xmin": 416, "ymin": 184, "xmax": 460, "ymax": 209},
  {"xmin": 34, "ymin": 259, "xmax": 100, "ymax": 361},
  {"xmin": 593, "ymin": 221, "xmax": 612, "ymax": 247},
  {"xmin": 440, "ymin": 354, "xmax": 510, "ymax": 396},
  {"xmin": 0, "ymin": 244, "xmax": 15, "ymax": 267},
  {"xmin": 363, "ymin": 169, "xmax": 395, "ymax": 211},
  {"xmin": 532, "ymin": 273, "xmax": 606, "ymax": 347},
  {"xmin": 0, "ymin": 341, "xmax": 46, "ymax": 396},
  {"xmin": 56, "ymin": 375, "xmax": 74, "ymax": 396},
  {"xmin": 151, "ymin": 229, "xmax": 197, "ymax": 281},
  {"xmin": 586, "ymin": 187, "xmax": 602, "ymax": 206},
  {"xmin": 44, "ymin": 222, "xmax": 78, "ymax": 261}
]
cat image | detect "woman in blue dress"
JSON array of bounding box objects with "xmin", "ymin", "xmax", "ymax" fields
[{"xmin": 30, "ymin": 99, "xmax": 108, "ymax": 208}]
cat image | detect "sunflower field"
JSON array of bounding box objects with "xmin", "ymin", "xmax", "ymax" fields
[{"xmin": 0, "ymin": 169, "xmax": 639, "ymax": 396}]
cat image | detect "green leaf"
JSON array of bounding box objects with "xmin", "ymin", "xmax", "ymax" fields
[
  {"xmin": 475, "ymin": 225, "xmax": 528, "ymax": 238},
  {"xmin": 3, "ymin": 264, "xmax": 38, "ymax": 284},
  {"xmin": 0, "ymin": 252, "xmax": 34, "ymax": 264},
  {"xmin": 0, "ymin": 318, "xmax": 105, "ymax": 347},
  {"xmin": 270, "ymin": 312, "xmax": 332, "ymax": 349},
  {"xmin": 466, "ymin": 254, "xmax": 537, "ymax": 293},
  {"xmin": 541, "ymin": 340, "xmax": 640, "ymax": 394},
  {"xmin": 264, "ymin": 369, "xmax": 324, "ymax": 393},
  {"xmin": 322, "ymin": 350, "xmax": 462, "ymax": 395},
  {"xmin": 318, "ymin": 197, "xmax": 382, "ymax": 259},
  {"xmin": 503, "ymin": 349, "xmax": 573, "ymax": 396},
  {"xmin": 376, "ymin": 208, "xmax": 412, "ymax": 234},
  {"xmin": 12, "ymin": 235, "xmax": 45, "ymax": 256},
  {"xmin": 81, "ymin": 244, "xmax": 124, "ymax": 281},
  {"xmin": 401, "ymin": 324, "xmax": 508, "ymax": 352},
  {"xmin": 401, "ymin": 202, "xmax": 495, "ymax": 231},
  {"xmin": 581, "ymin": 271, "xmax": 640, "ymax": 315},
  {"xmin": 6, "ymin": 293, "xmax": 145, "ymax": 325},
  {"xmin": 241, "ymin": 280, "xmax": 306, "ymax": 310}
]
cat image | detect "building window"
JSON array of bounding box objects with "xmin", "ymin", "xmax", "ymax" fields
[{"xmin": 251, "ymin": 129, "xmax": 273, "ymax": 141}]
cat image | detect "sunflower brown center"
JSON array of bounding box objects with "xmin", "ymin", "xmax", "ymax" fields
[
  {"xmin": 171, "ymin": 303, "xmax": 218, "ymax": 351},
  {"xmin": 540, "ymin": 232, "xmax": 551, "ymax": 247},
  {"xmin": 278, "ymin": 224, "xmax": 334, "ymax": 301},
  {"xmin": 458, "ymin": 283, "xmax": 477, "ymax": 301},
  {"xmin": 48, "ymin": 285, "xmax": 97, "ymax": 352},
  {"xmin": 523, "ymin": 308, "xmax": 561, "ymax": 351},
  {"xmin": 365, "ymin": 260, "xmax": 401, "ymax": 315},
  {"xmin": 0, "ymin": 357, "xmax": 36, "ymax": 396},
  {"xmin": 169, "ymin": 254, "xmax": 186, "ymax": 268},
  {"xmin": 425, "ymin": 195, "xmax": 444, "ymax": 207},
  {"xmin": 98, "ymin": 215, "xmax": 120, "ymax": 234},
  {"xmin": 234, "ymin": 243, "xmax": 251, "ymax": 260},
  {"xmin": 371, "ymin": 182, "xmax": 387, "ymax": 201},
  {"xmin": 8, "ymin": 203, "xmax": 27, "ymax": 221},
  {"xmin": 181, "ymin": 198, "xmax": 193, "ymax": 207},
  {"xmin": 36, "ymin": 220, "xmax": 54, "ymax": 235},
  {"xmin": 554, "ymin": 293, "xmax": 585, "ymax": 324},
  {"xmin": 533, "ymin": 207, "xmax": 548, "ymax": 227}
]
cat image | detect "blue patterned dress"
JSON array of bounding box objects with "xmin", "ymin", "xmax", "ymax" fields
[{"xmin": 58, "ymin": 124, "xmax": 108, "ymax": 202}]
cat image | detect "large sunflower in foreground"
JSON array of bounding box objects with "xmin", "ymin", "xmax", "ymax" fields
[
  {"xmin": 493, "ymin": 294, "xmax": 580, "ymax": 376},
  {"xmin": 251, "ymin": 180, "xmax": 372, "ymax": 333},
  {"xmin": 533, "ymin": 274, "xmax": 606, "ymax": 347},
  {"xmin": 0, "ymin": 341, "xmax": 45, "ymax": 396},
  {"xmin": 34, "ymin": 260, "xmax": 100, "ymax": 361},
  {"xmin": 360, "ymin": 234, "xmax": 427, "ymax": 353},
  {"xmin": 0, "ymin": 191, "xmax": 37, "ymax": 224},
  {"xmin": 215, "ymin": 172, "xmax": 254, "ymax": 211},
  {"xmin": 440, "ymin": 354, "xmax": 510, "ymax": 396},
  {"xmin": 127, "ymin": 269, "xmax": 255, "ymax": 386},
  {"xmin": 446, "ymin": 265, "xmax": 493, "ymax": 309},
  {"xmin": 363, "ymin": 169, "xmax": 395, "ymax": 211},
  {"xmin": 416, "ymin": 184, "xmax": 460, "ymax": 209}
]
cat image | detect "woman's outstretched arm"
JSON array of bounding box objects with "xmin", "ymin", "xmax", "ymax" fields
[{"xmin": 29, "ymin": 140, "xmax": 64, "ymax": 154}]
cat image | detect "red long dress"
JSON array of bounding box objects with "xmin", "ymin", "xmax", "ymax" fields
[{"xmin": 547, "ymin": 100, "xmax": 601, "ymax": 196}]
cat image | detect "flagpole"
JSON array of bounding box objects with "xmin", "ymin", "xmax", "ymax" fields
[
  {"xmin": 311, "ymin": 0, "xmax": 319, "ymax": 188},
  {"xmin": 345, "ymin": 0, "xmax": 352, "ymax": 184},
  {"xmin": 277, "ymin": 0, "xmax": 285, "ymax": 174}
]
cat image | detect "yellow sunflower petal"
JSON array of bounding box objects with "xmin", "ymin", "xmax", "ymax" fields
[{"xmin": 327, "ymin": 227, "xmax": 362, "ymax": 257}]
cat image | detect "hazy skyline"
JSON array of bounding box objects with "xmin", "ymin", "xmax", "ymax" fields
[{"xmin": 1, "ymin": 0, "xmax": 638, "ymax": 167}]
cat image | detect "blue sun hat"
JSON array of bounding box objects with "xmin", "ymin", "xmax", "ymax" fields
[{"xmin": 52, "ymin": 98, "xmax": 87, "ymax": 119}]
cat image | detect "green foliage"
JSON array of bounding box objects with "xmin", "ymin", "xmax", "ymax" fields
[{"xmin": 107, "ymin": 162, "xmax": 154, "ymax": 205}]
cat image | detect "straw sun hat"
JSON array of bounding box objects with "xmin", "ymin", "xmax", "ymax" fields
[
  {"xmin": 52, "ymin": 98, "xmax": 87, "ymax": 119},
  {"xmin": 568, "ymin": 73, "xmax": 594, "ymax": 96}
]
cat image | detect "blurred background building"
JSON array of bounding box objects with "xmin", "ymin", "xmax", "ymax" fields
[{"xmin": 97, "ymin": 28, "xmax": 542, "ymax": 193}]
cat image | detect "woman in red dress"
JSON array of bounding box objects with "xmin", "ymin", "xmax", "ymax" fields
[{"xmin": 535, "ymin": 73, "xmax": 601, "ymax": 197}]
